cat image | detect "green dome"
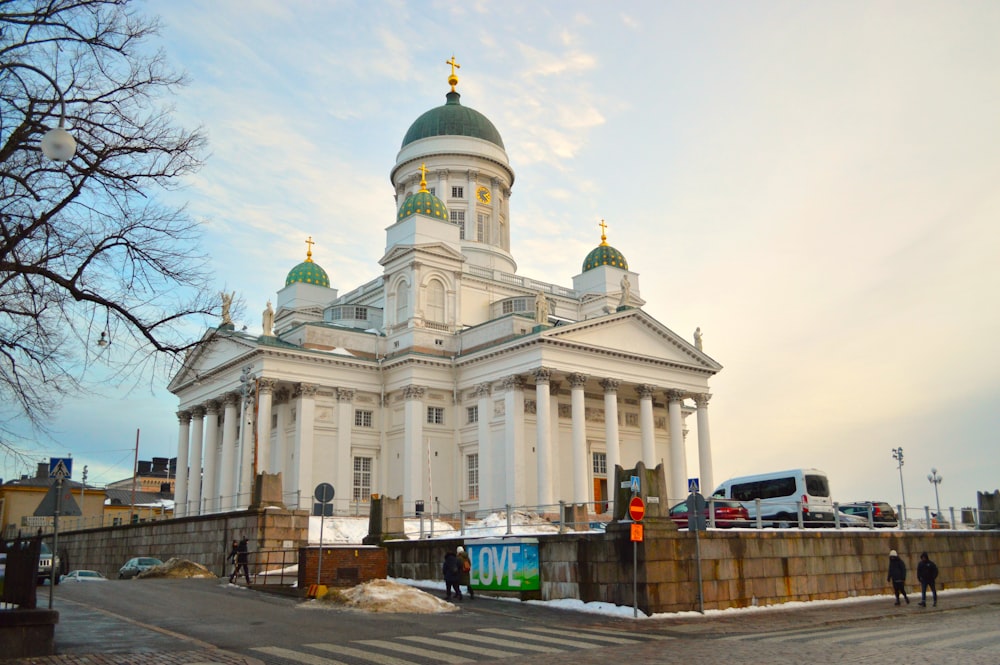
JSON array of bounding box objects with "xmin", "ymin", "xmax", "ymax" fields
[
  {"xmin": 285, "ymin": 259, "xmax": 330, "ymax": 288},
  {"xmin": 397, "ymin": 189, "xmax": 449, "ymax": 222},
  {"xmin": 402, "ymin": 91, "xmax": 505, "ymax": 149},
  {"xmin": 582, "ymin": 243, "xmax": 629, "ymax": 272}
]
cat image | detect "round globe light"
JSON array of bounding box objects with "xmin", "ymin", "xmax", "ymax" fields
[{"xmin": 40, "ymin": 126, "xmax": 77, "ymax": 161}]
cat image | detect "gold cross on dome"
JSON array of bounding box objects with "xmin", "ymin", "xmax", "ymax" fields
[
  {"xmin": 305, "ymin": 235, "xmax": 315, "ymax": 261},
  {"xmin": 598, "ymin": 219, "xmax": 608, "ymax": 244},
  {"xmin": 446, "ymin": 55, "xmax": 461, "ymax": 76},
  {"xmin": 418, "ymin": 163, "xmax": 429, "ymax": 192}
]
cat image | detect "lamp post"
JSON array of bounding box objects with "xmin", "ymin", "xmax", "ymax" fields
[
  {"xmin": 927, "ymin": 467, "xmax": 943, "ymax": 521},
  {"xmin": 1, "ymin": 61, "xmax": 77, "ymax": 161},
  {"xmin": 891, "ymin": 447, "xmax": 907, "ymax": 520}
]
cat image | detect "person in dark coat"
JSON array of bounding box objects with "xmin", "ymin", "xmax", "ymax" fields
[
  {"xmin": 442, "ymin": 549, "xmax": 462, "ymax": 600},
  {"xmin": 456, "ymin": 546, "xmax": 473, "ymax": 600},
  {"xmin": 230, "ymin": 536, "xmax": 251, "ymax": 585},
  {"xmin": 917, "ymin": 552, "xmax": 939, "ymax": 607},
  {"xmin": 227, "ymin": 539, "xmax": 239, "ymax": 581},
  {"xmin": 887, "ymin": 549, "xmax": 909, "ymax": 605}
]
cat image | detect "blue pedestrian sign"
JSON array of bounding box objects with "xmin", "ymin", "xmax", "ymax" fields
[
  {"xmin": 49, "ymin": 457, "xmax": 72, "ymax": 480},
  {"xmin": 630, "ymin": 475, "xmax": 640, "ymax": 493},
  {"xmin": 688, "ymin": 477, "xmax": 700, "ymax": 493}
]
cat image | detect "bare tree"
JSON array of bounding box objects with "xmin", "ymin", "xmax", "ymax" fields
[{"xmin": 0, "ymin": 0, "xmax": 216, "ymax": 445}]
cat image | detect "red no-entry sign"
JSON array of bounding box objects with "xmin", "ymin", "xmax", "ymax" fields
[{"xmin": 628, "ymin": 496, "xmax": 645, "ymax": 521}]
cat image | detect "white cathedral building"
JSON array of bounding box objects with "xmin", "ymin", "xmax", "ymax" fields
[{"xmin": 168, "ymin": 62, "xmax": 722, "ymax": 519}]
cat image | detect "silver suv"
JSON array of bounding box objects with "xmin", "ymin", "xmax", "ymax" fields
[
  {"xmin": 37, "ymin": 542, "xmax": 62, "ymax": 585},
  {"xmin": 839, "ymin": 501, "xmax": 898, "ymax": 528}
]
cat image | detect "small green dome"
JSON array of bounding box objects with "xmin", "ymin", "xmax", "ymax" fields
[
  {"xmin": 397, "ymin": 189, "xmax": 449, "ymax": 222},
  {"xmin": 285, "ymin": 259, "xmax": 330, "ymax": 288},
  {"xmin": 402, "ymin": 91, "xmax": 505, "ymax": 149},
  {"xmin": 582, "ymin": 243, "xmax": 629, "ymax": 272}
]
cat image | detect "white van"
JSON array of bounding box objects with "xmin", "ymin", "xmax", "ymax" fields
[{"xmin": 711, "ymin": 468, "xmax": 835, "ymax": 526}]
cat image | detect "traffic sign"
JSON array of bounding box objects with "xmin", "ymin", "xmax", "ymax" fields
[
  {"xmin": 313, "ymin": 482, "xmax": 335, "ymax": 503},
  {"xmin": 49, "ymin": 457, "xmax": 72, "ymax": 480},
  {"xmin": 628, "ymin": 496, "xmax": 645, "ymax": 521},
  {"xmin": 688, "ymin": 477, "xmax": 700, "ymax": 493},
  {"xmin": 630, "ymin": 475, "xmax": 640, "ymax": 493},
  {"xmin": 630, "ymin": 523, "xmax": 644, "ymax": 542}
]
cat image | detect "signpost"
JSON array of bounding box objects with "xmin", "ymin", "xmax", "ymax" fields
[
  {"xmin": 626, "ymin": 494, "xmax": 645, "ymax": 617},
  {"xmin": 688, "ymin": 477, "xmax": 705, "ymax": 614},
  {"xmin": 48, "ymin": 458, "xmax": 70, "ymax": 609},
  {"xmin": 628, "ymin": 496, "xmax": 646, "ymax": 521},
  {"xmin": 313, "ymin": 483, "xmax": 335, "ymax": 585}
]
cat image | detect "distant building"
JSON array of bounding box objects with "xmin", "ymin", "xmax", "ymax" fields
[
  {"xmin": 0, "ymin": 463, "xmax": 103, "ymax": 538},
  {"xmin": 168, "ymin": 63, "xmax": 721, "ymax": 518},
  {"xmin": 106, "ymin": 456, "xmax": 177, "ymax": 494}
]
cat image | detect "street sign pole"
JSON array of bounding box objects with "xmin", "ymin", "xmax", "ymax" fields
[{"xmin": 49, "ymin": 475, "xmax": 61, "ymax": 609}]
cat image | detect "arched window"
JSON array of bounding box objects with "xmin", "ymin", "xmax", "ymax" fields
[
  {"xmin": 426, "ymin": 279, "xmax": 445, "ymax": 323},
  {"xmin": 395, "ymin": 280, "xmax": 409, "ymax": 324}
]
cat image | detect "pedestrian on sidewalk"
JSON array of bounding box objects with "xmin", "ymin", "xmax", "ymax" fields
[
  {"xmin": 917, "ymin": 552, "xmax": 939, "ymax": 607},
  {"xmin": 442, "ymin": 549, "xmax": 462, "ymax": 600},
  {"xmin": 887, "ymin": 549, "xmax": 909, "ymax": 605},
  {"xmin": 230, "ymin": 536, "xmax": 251, "ymax": 585},
  {"xmin": 227, "ymin": 539, "xmax": 239, "ymax": 580},
  {"xmin": 457, "ymin": 546, "xmax": 474, "ymax": 600}
]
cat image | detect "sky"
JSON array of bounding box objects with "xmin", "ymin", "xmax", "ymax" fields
[{"xmin": 4, "ymin": 1, "xmax": 999, "ymax": 514}]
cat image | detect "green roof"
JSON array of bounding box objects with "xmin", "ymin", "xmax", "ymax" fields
[
  {"xmin": 402, "ymin": 91, "xmax": 505, "ymax": 149},
  {"xmin": 582, "ymin": 244, "xmax": 629, "ymax": 272},
  {"xmin": 285, "ymin": 260, "xmax": 330, "ymax": 288},
  {"xmin": 397, "ymin": 190, "xmax": 449, "ymax": 222}
]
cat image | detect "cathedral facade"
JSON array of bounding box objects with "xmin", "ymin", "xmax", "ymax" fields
[{"xmin": 167, "ymin": 63, "xmax": 722, "ymax": 519}]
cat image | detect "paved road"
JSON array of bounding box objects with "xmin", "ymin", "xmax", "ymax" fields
[{"xmin": 22, "ymin": 580, "xmax": 1000, "ymax": 665}]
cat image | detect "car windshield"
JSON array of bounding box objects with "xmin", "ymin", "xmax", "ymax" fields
[
  {"xmin": 138, "ymin": 558, "xmax": 160, "ymax": 566},
  {"xmin": 79, "ymin": 571, "xmax": 102, "ymax": 578}
]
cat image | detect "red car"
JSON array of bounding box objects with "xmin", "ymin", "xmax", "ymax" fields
[{"xmin": 668, "ymin": 498, "xmax": 750, "ymax": 529}]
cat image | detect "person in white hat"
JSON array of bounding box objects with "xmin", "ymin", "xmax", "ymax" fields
[
  {"xmin": 456, "ymin": 546, "xmax": 473, "ymax": 600},
  {"xmin": 887, "ymin": 549, "xmax": 909, "ymax": 605}
]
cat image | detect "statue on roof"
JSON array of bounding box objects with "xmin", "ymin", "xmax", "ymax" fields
[
  {"xmin": 535, "ymin": 291, "xmax": 549, "ymax": 325},
  {"xmin": 220, "ymin": 291, "xmax": 235, "ymax": 326},
  {"xmin": 694, "ymin": 326, "xmax": 703, "ymax": 351},
  {"xmin": 619, "ymin": 274, "xmax": 631, "ymax": 308},
  {"xmin": 262, "ymin": 300, "xmax": 274, "ymax": 337}
]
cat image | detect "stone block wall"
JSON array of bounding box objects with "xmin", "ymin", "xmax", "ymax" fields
[{"xmin": 53, "ymin": 508, "xmax": 309, "ymax": 579}]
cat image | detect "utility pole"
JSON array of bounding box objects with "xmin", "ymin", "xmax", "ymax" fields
[{"xmin": 892, "ymin": 447, "xmax": 907, "ymax": 521}]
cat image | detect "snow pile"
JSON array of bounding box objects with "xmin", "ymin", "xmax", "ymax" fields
[
  {"xmin": 139, "ymin": 558, "xmax": 215, "ymax": 579},
  {"xmin": 312, "ymin": 579, "xmax": 458, "ymax": 614}
]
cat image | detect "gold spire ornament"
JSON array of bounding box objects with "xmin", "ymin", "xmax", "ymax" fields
[
  {"xmin": 598, "ymin": 219, "xmax": 609, "ymax": 246},
  {"xmin": 446, "ymin": 55, "xmax": 461, "ymax": 92},
  {"xmin": 418, "ymin": 163, "xmax": 429, "ymax": 192},
  {"xmin": 305, "ymin": 236, "xmax": 315, "ymax": 263}
]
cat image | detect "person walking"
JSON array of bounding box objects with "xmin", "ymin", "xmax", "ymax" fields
[
  {"xmin": 456, "ymin": 546, "xmax": 474, "ymax": 600},
  {"xmin": 230, "ymin": 536, "xmax": 251, "ymax": 585},
  {"xmin": 442, "ymin": 549, "xmax": 462, "ymax": 600},
  {"xmin": 917, "ymin": 552, "xmax": 939, "ymax": 607},
  {"xmin": 227, "ymin": 539, "xmax": 239, "ymax": 581},
  {"xmin": 887, "ymin": 549, "xmax": 909, "ymax": 605}
]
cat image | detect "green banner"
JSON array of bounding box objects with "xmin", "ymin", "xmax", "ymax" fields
[{"xmin": 467, "ymin": 538, "xmax": 539, "ymax": 591}]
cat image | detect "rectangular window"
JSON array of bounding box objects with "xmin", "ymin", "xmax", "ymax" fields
[
  {"xmin": 353, "ymin": 306, "xmax": 367, "ymax": 320},
  {"xmin": 476, "ymin": 213, "xmax": 488, "ymax": 241},
  {"xmin": 501, "ymin": 301, "xmax": 514, "ymax": 314},
  {"xmin": 467, "ymin": 453, "xmax": 479, "ymax": 500},
  {"xmin": 450, "ymin": 210, "xmax": 466, "ymax": 239},
  {"xmin": 427, "ymin": 406, "xmax": 445, "ymax": 425},
  {"xmin": 428, "ymin": 186, "xmax": 435, "ymax": 196},
  {"xmin": 354, "ymin": 409, "xmax": 373, "ymax": 427},
  {"xmin": 467, "ymin": 405, "xmax": 479, "ymax": 424},
  {"xmin": 451, "ymin": 186, "xmax": 464, "ymax": 198},
  {"xmin": 593, "ymin": 452, "xmax": 607, "ymax": 475},
  {"xmin": 353, "ymin": 456, "xmax": 372, "ymax": 503}
]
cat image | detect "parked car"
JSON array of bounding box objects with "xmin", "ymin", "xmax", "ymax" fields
[
  {"xmin": 669, "ymin": 498, "xmax": 750, "ymax": 529},
  {"xmin": 835, "ymin": 509, "xmax": 870, "ymax": 527},
  {"xmin": 37, "ymin": 542, "xmax": 62, "ymax": 585},
  {"xmin": 62, "ymin": 569, "xmax": 108, "ymax": 582},
  {"xmin": 839, "ymin": 501, "xmax": 898, "ymax": 528},
  {"xmin": 712, "ymin": 468, "xmax": 836, "ymax": 526},
  {"xmin": 118, "ymin": 557, "xmax": 163, "ymax": 579}
]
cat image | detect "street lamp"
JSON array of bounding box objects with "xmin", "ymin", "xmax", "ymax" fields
[
  {"xmin": 1, "ymin": 61, "xmax": 77, "ymax": 161},
  {"xmin": 927, "ymin": 467, "xmax": 943, "ymax": 521},
  {"xmin": 891, "ymin": 447, "xmax": 907, "ymax": 520}
]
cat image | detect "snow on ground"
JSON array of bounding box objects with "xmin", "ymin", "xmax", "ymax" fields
[
  {"xmin": 308, "ymin": 510, "xmax": 569, "ymax": 545},
  {"xmin": 299, "ymin": 579, "xmax": 459, "ymax": 614}
]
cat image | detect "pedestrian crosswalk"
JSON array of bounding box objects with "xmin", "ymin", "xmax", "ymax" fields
[{"xmin": 251, "ymin": 625, "xmax": 663, "ymax": 665}]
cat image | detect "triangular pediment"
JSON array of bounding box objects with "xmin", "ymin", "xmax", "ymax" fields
[
  {"xmin": 166, "ymin": 329, "xmax": 258, "ymax": 392},
  {"xmin": 379, "ymin": 242, "xmax": 465, "ymax": 267},
  {"xmin": 543, "ymin": 310, "xmax": 721, "ymax": 372}
]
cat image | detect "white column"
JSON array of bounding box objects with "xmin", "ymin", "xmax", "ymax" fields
[
  {"xmin": 174, "ymin": 411, "xmax": 191, "ymax": 517},
  {"xmin": 667, "ymin": 389, "xmax": 688, "ymax": 504},
  {"xmin": 256, "ymin": 379, "xmax": 275, "ymax": 474},
  {"xmin": 237, "ymin": 386, "xmax": 256, "ymax": 508},
  {"xmin": 502, "ymin": 375, "xmax": 525, "ymax": 507},
  {"xmin": 336, "ymin": 388, "xmax": 355, "ymax": 512},
  {"xmin": 600, "ymin": 378, "xmax": 621, "ymax": 513},
  {"xmin": 549, "ymin": 382, "xmax": 561, "ymax": 501},
  {"xmin": 568, "ymin": 373, "xmax": 589, "ymax": 505},
  {"xmin": 201, "ymin": 401, "xmax": 220, "ymax": 513},
  {"xmin": 533, "ymin": 369, "xmax": 553, "ymax": 507},
  {"xmin": 402, "ymin": 385, "xmax": 425, "ymax": 511},
  {"xmin": 275, "ymin": 390, "xmax": 291, "ymax": 499},
  {"xmin": 474, "ymin": 382, "xmax": 492, "ymax": 510},
  {"xmin": 188, "ymin": 406, "xmax": 205, "ymax": 515},
  {"xmin": 220, "ymin": 393, "xmax": 238, "ymax": 511},
  {"xmin": 694, "ymin": 393, "xmax": 714, "ymax": 494},
  {"xmin": 637, "ymin": 384, "xmax": 657, "ymax": 467},
  {"xmin": 292, "ymin": 383, "xmax": 318, "ymax": 508}
]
